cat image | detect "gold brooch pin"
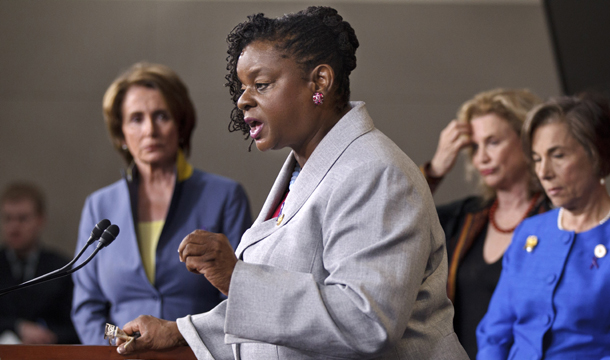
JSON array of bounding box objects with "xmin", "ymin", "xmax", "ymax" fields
[
  {"xmin": 594, "ymin": 244, "xmax": 607, "ymax": 258},
  {"xmin": 276, "ymin": 213, "xmax": 285, "ymax": 226},
  {"xmin": 524, "ymin": 235, "xmax": 538, "ymax": 252}
]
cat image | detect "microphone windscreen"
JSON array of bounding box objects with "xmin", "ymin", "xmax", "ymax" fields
[
  {"xmin": 99, "ymin": 224, "xmax": 120, "ymax": 248},
  {"xmin": 92, "ymin": 219, "xmax": 111, "ymax": 238}
]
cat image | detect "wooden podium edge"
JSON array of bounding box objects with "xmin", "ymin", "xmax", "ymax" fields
[{"xmin": 0, "ymin": 344, "xmax": 197, "ymax": 360}]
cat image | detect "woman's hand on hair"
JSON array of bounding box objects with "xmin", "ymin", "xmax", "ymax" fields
[
  {"xmin": 430, "ymin": 119, "xmax": 472, "ymax": 178},
  {"xmin": 178, "ymin": 229, "xmax": 237, "ymax": 295}
]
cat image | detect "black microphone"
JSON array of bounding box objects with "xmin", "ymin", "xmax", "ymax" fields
[
  {"xmin": 57, "ymin": 224, "xmax": 120, "ymax": 277},
  {"xmin": 96, "ymin": 224, "xmax": 119, "ymax": 249},
  {"xmin": 0, "ymin": 222, "xmax": 119, "ymax": 297},
  {"xmin": 87, "ymin": 219, "xmax": 112, "ymax": 245},
  {"xmin": 40, "ymin": 219, "xmax": 112, "ymax": 281},
  {"xmin": 12, "ymin": 219, "xmax": 111, "ymax": 289}
]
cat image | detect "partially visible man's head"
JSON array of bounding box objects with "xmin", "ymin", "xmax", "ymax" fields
[{"xmin": 0, "ymin": 182, "xmax": 46, "ymax": 255}]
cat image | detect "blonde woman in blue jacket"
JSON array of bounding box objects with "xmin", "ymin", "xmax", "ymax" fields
[
  {"xmin": 477, "ymin": 94, "xmax": 610, "ymax": 359},
  {"xmin": 71, "ymin": 62, "xmax": 252, "ymax": 344}
]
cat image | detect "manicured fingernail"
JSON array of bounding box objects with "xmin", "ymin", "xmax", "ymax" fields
[{"xmin": 117, "ymin": 345, "xmax": 124, "ymax": 354}]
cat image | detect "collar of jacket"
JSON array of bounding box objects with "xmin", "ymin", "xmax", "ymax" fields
[
  {"xmin": 445, "ymin": 192, "xmax": 551, "ymax": 301},
  {"xmin": 238, "ymin": 102, "xmax": 374, "ymax": 255},
  {"xmin": 253, "ymin": 101, "xmax": 373, "ymax": 226},
  {"xmin": 120, "ymin": 149, "xmax": 194, "ymax": 229}
]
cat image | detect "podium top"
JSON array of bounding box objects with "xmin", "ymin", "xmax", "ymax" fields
[{"xmin": 0, "ymin": 344, "xmax": 197, "ymax": 360}]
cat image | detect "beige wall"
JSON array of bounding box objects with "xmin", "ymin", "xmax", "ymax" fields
[{"xmin": 0, "ymin": 0, "xmax": 561, "ymax": 256}]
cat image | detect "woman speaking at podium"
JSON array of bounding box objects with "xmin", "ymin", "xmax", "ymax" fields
[{"xmin": 117, "ymin": 7, "xmax": 467, "ymax": 359}]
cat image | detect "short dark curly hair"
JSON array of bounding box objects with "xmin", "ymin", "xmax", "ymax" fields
[{"xmin": 225, "ymin": 6, "xmax": 359, "ymax": 138}]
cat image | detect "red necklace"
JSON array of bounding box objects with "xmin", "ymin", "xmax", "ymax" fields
[{"xmin": 489, "ymin": 193, "xmax": 541, "ymax": 234}]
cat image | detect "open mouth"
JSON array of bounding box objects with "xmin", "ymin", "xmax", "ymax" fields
[{"xmin": 245, "ymin": 118, "xmax": 263, "ymax": 139}]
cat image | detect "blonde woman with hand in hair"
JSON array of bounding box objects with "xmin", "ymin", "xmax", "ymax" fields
[{"xmin": 420, "ymin": 89, "xmax": 551, "ymax": 359}]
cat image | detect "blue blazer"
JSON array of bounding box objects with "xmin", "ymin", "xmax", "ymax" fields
[
  {"xmin": 477, "ymin": 208, "xmax": 610, "ymax": 360},
  {"xmin": 71, "ymin": 163, "xmax": 252, "ymax": 345}
]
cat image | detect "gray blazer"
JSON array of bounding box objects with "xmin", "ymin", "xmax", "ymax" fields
[{"xmin": 177, "ymin": 102, "xmax": 468, "ymax": 360}]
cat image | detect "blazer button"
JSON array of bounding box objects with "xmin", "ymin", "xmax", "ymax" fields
[
  {"xmin": 595, "ymin": 244, "xmax": 607, "ymax": 258},
  {"xmin": 546, "ymin": 274, "xmax": 556, "ymax": 284}
]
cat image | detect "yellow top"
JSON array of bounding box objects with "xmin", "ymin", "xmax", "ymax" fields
[
  {"xmin": 137, "ymin": 220, "xmax": 164, "ymax": 284},
  {"xmin": 133, "ymin": 150, "xmax": 191, "ymax": 284}
]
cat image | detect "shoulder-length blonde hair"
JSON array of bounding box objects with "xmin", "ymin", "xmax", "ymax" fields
[{"xmin": 458, "ymin": 88, "xmax": 542, "ymax": 200}]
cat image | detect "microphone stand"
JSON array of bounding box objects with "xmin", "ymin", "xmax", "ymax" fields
[
  {"xmin": 0, "ymin": 223, "xmax": 119, "ymax": 297},
  {"xmin": 13, "ymin": 219, "xmax": 111, "ymax": 288}
]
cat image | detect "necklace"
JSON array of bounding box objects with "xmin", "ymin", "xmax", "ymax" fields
[
  {"xmin": 489, "ymin": 193, "xmax": 541, "ymax": 234},
  {"xmin": 557, "ymin": 206, "xmax": 610, "ymax": 230},
  {"xmin": 600, "ymin": 207, "xmax": 610, "ymax": 225}
]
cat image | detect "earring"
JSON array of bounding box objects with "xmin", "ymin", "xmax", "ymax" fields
[
  {"xmin": 312, "ymin": 92, "xmax": 324, "ymax": 105},
  {"xmin": 121, "ymin": 144, "xmax": 128, "ymax": 151},
  {"xmin": 602, "ymin": 178, "xmax": 606, "ymax": 185}
]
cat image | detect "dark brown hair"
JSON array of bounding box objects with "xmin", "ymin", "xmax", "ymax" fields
[{"xmin": 522, "ymin": 93, "xmax": 610, "ymax": 178}]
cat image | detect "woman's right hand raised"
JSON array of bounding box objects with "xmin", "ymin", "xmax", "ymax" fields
[
  {"xmin": 429, "ymin": 120, "xmax": 472, "ymax": 178},
  {"xmin": 178, "ymin": 230, "xmax": 237, "ymax": 296}
]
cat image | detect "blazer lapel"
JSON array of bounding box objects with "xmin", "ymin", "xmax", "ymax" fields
[
  {"xmin": 235, "ymin": 156, "xmax": 295, "ymax": 257},
  {"xmin": 283, "ymin": 102, "xmax": 373, "ymax": 224},
  {"xmin": 236, "ymin": 102, "xmax": 374, "ymax": 258},
  {"xmin": 253, "ymin": 156, "xmax": 295, "ymax": 226}
]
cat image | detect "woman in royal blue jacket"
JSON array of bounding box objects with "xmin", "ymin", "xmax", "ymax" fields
[
  {"xmin": 477, "ymin": 94, "xmax": 610, "ymax": 359},
  {"xmin": 71, "ymin": 62, "xmax": 252, "ymax": 344}
]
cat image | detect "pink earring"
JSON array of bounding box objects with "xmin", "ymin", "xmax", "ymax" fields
[{"xmin": 312, "ymin": 92, "xmax": 324, "ymax": 105}]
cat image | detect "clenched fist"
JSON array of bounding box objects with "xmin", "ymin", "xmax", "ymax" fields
[{"xmin": 178, "ymin": 229, "xmax": 238, "ymax": 295}]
